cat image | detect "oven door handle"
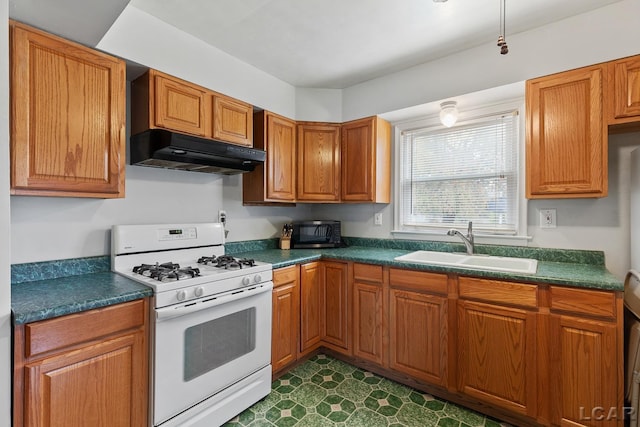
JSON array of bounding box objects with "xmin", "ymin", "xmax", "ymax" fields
[{"xmin": 155, "ymin": 281, "xmax": 273, "ymax": 321}]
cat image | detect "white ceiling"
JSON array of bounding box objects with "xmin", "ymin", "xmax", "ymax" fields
[{"xmin": 10, "ymin": 0, "xmax": 622, "ymax": 89}]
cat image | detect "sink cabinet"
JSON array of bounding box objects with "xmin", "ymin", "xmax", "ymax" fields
[
  {"xmin": 526, "ymin": 64, "xmax": 608, "ymax": 198},
  {"xmin": 456, "ymin": 277, "xmax": 538, "ymax": 419},
  {"xmin": 10, "ymin": 20, "xmax": 126, "ymax": 198},
  {"xmin": 13, "ymin": 299, "xmax": 149, "ymax": 427}
]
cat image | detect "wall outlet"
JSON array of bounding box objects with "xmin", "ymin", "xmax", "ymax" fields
[
  {"xmin": 539, "ymin": 208, "xmax": 557, "ymax": 229},
  {"xmin": 218, "ymin": 210, "xmax": 227, "ymax": 225},
  {"xmin": 374, "ymin": 213, "xmax": 383, "ymax": 226}
]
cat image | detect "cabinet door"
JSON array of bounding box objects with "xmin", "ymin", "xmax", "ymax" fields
[
  {"xmin": 353, "ymin": 263, "xmax": 384, "ymax": 365},
  {"xmin": 10, "ymin": 21, "xmax": 125, "ymax": 198},
  {"xmin": 154, "ymin": 73, "xmax": 208, "ymax": 137},
  {"xmin": 322, "ymin": 261, "xmax": 349, "ymax": 353},
  {"xmin": 457, "ymin": 300, "xmax": 536, "ymax": 418},
  {"xmin": 266, "ymin": 113, "xmax": 297, "ymax": 202},
  {"xmin": 297, "ymin": 123, "xmax": 341, "ymax": 201},
  {"xmin": 300, "ymin": 262, "xmax": 322, "ymax": 354},
  {"xmin": 212, "ymin": 95, "xmax": 253, "ymax": 146},
  {"xmin": 549, "ymin": 315, "xmax": 619, "ymax": 427},
  {"xmin": 272, "ymin": 266, "xmax": 300, "ymax": 373},
  {"xmin": 526, "ymin": 65, "xmax": 607, "ymax": 198},
  {"xmin": 610, "ymin": 55, "xmax": 640, "ymax": 121},
  {"xmin": 341, "ymin": 116, "xmax": 391, "ymax": 203},
  {"xmin": 23, "ymin": 332, "xmax": 146, "ymax": 427},
  {"xmin": 389, "ymin": 288, "xmax": 447, "ymax": 387}
]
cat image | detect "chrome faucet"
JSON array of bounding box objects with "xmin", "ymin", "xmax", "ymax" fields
[{"xmin": 447, "ymin": 221, "xmax": 474, "ymax": 255}]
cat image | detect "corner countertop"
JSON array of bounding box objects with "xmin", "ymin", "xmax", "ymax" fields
[{"xmin": 231, "ymin": 246, "xmax": 623, "ymax": 292}]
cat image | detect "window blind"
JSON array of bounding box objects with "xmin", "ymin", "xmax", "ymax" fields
[{"xmin": 399, "ymin": 111, "xmax": 519, "ymax": 234}]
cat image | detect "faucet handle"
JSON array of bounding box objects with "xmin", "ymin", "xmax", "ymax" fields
[{"xmin": 467, "ymin": 221, "xmax": 473, "ymax": 236}]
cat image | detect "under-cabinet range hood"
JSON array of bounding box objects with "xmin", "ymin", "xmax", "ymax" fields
[{"xmin": 130, "ymin": 129, "xmax": 266, "ymax": 175}]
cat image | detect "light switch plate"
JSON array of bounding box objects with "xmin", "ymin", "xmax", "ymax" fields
[{"xmin": 539, "ymin": 208, "xmax": 557, "ymax": 228}]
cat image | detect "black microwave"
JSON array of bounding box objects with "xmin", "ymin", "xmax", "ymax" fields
[{"xmin": 291, "ymin": 220, "xmax": 341, "ymax": 248}]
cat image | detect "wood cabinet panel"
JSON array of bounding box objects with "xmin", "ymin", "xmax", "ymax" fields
[
  {"xmin": 212, "ymin": 94, "xmax": 253, "ymax": 146},
  {"xmin": 609, "ymin": 55, "xmax": 640, "ymax": 122},
  {"xmin": 300, "ymin": 262, "xmax": 322, "ymax": 354},
  {"xmin": 341, "ymin": 116, "xmax": 391, "ymax": 203},
  {"xmin": 297, "ymin": 123, "xmax": 341, "ymax": 201},
  {"xmin": 389, "ymin": 268, "xmax": 448, "ymax": 294},
  {"xmin": 389, "ymin": 288, "xmax": 448, "ymax": 387},
  {"xmin": 243, "ymin": 111, "xmax": 296, "ymax": 204},
  {"xmin": 550, "ymin": 314, "xmax": 619, "ymax": 427},
  {"xmin": 322, "ymin": 261, "xmax": 350, "ymax": 353},
  {"xmin": 10, "ymin": 20, "xmax": 125, "ymax": 198},
  {"xmin": 550, "ymin": 286, "xmax": 616, "ymax": 319},
  {"xmin": 458, "ymin": 277, "xmax": 537, "ymax": 308},
  {"xmin": 526, "ymin": 65, "xmax": 607, "ymax": 198},
  {"xmin": 457, "ymin": 300, "xmax": 536, "ymax": 418},
  {"xmin": 353, "ymin": 281, "xmax": 384, "ymax": 365},
  {"xmin": 272, "ymin": 266, "xmax": 300, "ymax": 372},
  {"xmin": 154, "ymin": 73, "xmax": 207, "ymax": 136},
  {"xmin": 14, "ymin": 299, "xmax": 149, "ymax": 427}
]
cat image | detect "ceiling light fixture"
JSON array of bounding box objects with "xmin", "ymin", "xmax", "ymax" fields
[
  {"xmin": 497, "ymin": 0, "xmax": 509, "ymax": 54},
  {"xmin": 432, "ymin": 0, "xmax": 448, "ymax": 2},
  {"xmin": 439, "ymin": 101, "xmax": 458, "ymax": 127}
]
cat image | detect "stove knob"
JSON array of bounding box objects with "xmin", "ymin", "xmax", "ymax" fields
[
  {"xmin": 194, "ymin": 286, "xmax": 205, "ymax": 297},
  {"xmin": 242, "ymin": 276, "xmax": 251, "ymax": 286},
  {"xmin": 176, "ymin": 290, "xmax": 187, "ymax": 301},
  {"xmin": 254, "ymin": 274, "xmax": 262, "ymax": 284}
]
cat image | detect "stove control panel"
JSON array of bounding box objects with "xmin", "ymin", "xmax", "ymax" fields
[{"xmin": 158, "ymin": 227, "xmax": 198, "ymax": 241}]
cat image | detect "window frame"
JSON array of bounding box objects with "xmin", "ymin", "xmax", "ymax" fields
[{"xmin": 392, "ymin": 98, "xmax": 530, "ymax": 246}]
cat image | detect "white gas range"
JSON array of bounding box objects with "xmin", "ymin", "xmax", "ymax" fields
[{"xmin": 112, "ymin": 223, "xmax": 273, "ymax": 427}]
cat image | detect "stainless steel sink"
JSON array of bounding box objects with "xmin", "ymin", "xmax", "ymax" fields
[{"xmin": 394, "ymin": 250, "xmax": 538, "ymax": 274}]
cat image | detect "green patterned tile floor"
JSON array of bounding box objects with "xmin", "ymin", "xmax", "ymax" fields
[{"xmin": 223, "ymin": 354, "xmax": 510, "ymax": 427}]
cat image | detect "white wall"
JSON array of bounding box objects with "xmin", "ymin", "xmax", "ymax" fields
[{"xmin": 1, "ymin": 0, "xmax": 11, "ymax": 424}]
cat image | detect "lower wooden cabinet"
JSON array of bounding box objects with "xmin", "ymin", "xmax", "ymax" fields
[
  {"xmin": 352, "ymin": 263, "xmax": 385, "ymax": 365},
  {"xmin": 13, "ymin": 299, "xmax": 149, "ymax": 427},
  {"xmin": 272, "ymin": 265, "xmax": 300, "ymax": 373},
  {"xmin": 548, "ymin": 286, "xmax": 622, "ymax": 427},
  {"xmin": 389, "ymin": 268, "xmax": 448, "ymax": 387},
  {"xmin": 300, "ymin": 261, "xmax": 323, "ymax": 355},
  {"xmin": 321, "ymin": 261, "xmax": 350, "ymax": 354}
]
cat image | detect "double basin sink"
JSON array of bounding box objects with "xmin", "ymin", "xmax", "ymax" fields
[{"xmin": 394, "ymin": 250, "xmax": 538, "ymax": 275}]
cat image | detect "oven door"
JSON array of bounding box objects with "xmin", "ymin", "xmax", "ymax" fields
[{"xmin": 153, "ymin": 282, "xmax": 273, "ymax": 426}]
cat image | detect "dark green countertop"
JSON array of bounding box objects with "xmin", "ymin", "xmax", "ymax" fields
[
  {"xmin": 12, "ymin": 271, "xmax": 153, "ymax": 325},
  {"xmin": 234, "ymin": 246, "xmax": 623, "ymax": 291},
  {"xmin": 11, "ymin": 240, "xmax": 623, "ymax": 326}
]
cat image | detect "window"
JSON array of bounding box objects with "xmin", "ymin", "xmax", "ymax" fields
[{"xmin": 396, "ymin": 107, "xmax": 521, "ymax": 236}]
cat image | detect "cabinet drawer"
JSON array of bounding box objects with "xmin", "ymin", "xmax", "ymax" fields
[
  {"xmin": 389, "ymin": 268, "xmax": 448, "ymax": 294},
  {"xmin": 458, "ymin": 277, "xmax": 537, "ymax": 308},
  {"xmin": 25, "ymin": 299, "xmax": 146, "ymax": 358},
  {"xmin": 273, "ymin": 265, "xmax": 300, "ymax": 288},
  {"xmin": 550, "ymin": 286, "xmax": 616, "ymax": 319},
  {"xmin": 354, "ymin": 263, "xmax": 383, "ymax": 283}
]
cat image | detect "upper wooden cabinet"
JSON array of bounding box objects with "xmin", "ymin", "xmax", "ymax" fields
[
  {"xmin": 243, "ymin": 111, "xmax": 297, "ymax": 204},
  {"xmin": 10, "ymin": 20, "xmax": 126, "ymax": 198},
  {"xmin": 608, "ymin": 54, "xmax": 640, "ymax": 124},
  {"xmin": 131, "ymin": 69, "xmax": 253, "ymax": 146},
  {"xmin": 526, "ymin": 64, "xmax": 608, "ymax": 199},
  {"xmin": 297, "ymin": 122, "xmax": 341, "ymax": 202},
  {"xmin": 341, "ymin": 116, "xmax": 391, "ymax": 203}
]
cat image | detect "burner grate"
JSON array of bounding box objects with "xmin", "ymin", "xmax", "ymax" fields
[{"xmin": 133, "ymin": 262, "xmax": 201, "ymax": 282}]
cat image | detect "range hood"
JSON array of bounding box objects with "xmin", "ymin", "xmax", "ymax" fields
[{"xmin": 130, "ymin": 129, "xmax": 266, "ymax": 175}]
